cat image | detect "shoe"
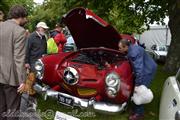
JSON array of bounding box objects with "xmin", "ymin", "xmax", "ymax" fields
[{"xmin": 129, "ymin": 113, "xmax": 144, "ymax": 120}]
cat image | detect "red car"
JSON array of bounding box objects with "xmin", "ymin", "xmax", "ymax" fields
[{"xmin": 34, "ymin": 7, "xmax": 134, "ymax": 113}]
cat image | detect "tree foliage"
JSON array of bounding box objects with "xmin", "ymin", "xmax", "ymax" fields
[
  {"xmin": 1, "ymin": 0, "xmax": 179, "ymax": 72},
  {"xmin": 30, "ymin": 0, "xmax": 179, "ymax": 72},
  {"xmin": 0, "ymin": 0, "xmax": 169, "ymax": 33},
  {"xmin": 0, "ymin": 0, "xmax": 34, "ymax": 16},
  {"xmin": 28, "ymin": 0, "xmax": 66, "ymax": 30}
]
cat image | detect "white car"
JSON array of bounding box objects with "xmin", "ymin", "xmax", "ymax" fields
[
  {"xmin": 150, "ymin": 45, "xmax": 168, "ymax": 62},
  {"xmin": 159, "ymin": 68, "xmax": 180, "ymax": 120}
]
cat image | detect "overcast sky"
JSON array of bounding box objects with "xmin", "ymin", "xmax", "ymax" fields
[{"xmin": 34, "ymin": 0, "xmax": 44, "ymax": 4}]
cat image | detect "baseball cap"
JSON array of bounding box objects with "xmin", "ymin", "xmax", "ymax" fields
[{"xmin": 36, "ymin": 22, "xmax": 49, "ymax": 29}]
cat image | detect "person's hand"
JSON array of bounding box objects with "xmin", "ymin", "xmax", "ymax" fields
[
  {"xmin": 17, "ymin": 72, "xmax": 36, "ymax": 95},
  {"xmin": 25, "ymin": 63, "xmax": 30, "ymax": 69},
  {"xmin": 134, "ymin": 86, "xmax": 140, "ymax": 93},
  {"xmin": 105, "ymin": 62, "xmax": 111, "ymax": 68},
  {"xmin": 17, "ymin": 83, "xmax": 26, "ymax": 94}
]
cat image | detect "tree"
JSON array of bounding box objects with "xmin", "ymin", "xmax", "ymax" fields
[
  {"xmin": 1, "ymin": 0, "xmax": 179, "ymax": 72},
  {"xmin": 0, "ymin": 0, "xmax": 37, "ymax": 30},
  {"xmin": 63, "ymin": 0, "xmax": 180, "ymax": 72},
  {"xmin": 164, "ymin": 0, "xmax": 180, "ymax": 72},
  {"xmin": 0, "ymin": 0, "xmax": 34, "ymax": 16},
  {"xmin": 27, "ymin": 0, "xmax": 67, "ymax": 30}
]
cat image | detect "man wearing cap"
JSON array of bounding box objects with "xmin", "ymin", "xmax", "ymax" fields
[
  {"xmin": 20, "ymin": 22, "xmax": 48, "ymax": 119},
  {"xmin": 25, "ymin": 21, "xmax": 49, "ymax": 71},
  {"xmin": 49, "ymin": 23, "xmax": 63, "ymax": 38}
]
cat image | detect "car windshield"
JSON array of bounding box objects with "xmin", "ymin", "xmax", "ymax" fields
[{"xmin": 158, "ymin": 46, "xmax": 167, "ymax": 51}]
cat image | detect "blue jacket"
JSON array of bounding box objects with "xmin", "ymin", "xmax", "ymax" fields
[{"xmin": 127, "ymin": 44, "xmax": 157, "ymax": 86}]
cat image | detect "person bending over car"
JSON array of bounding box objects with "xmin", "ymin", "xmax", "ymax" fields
[{"xmin": 118, "ymin": 39, "xmax": 157, "ymax": 120}]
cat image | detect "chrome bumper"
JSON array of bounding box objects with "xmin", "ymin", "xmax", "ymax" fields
[{"xmin": 34, "ymin": 83, "xmax": 127, "ymax": 113}]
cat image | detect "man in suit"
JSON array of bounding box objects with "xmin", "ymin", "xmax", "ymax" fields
[
  {"xmin": 0, "ymin": 11, "xmax": 4, "ymax": 22},
  {"xmin": 0, "ymin": 5, "xmax": 28, "ymax": 120},
  {"xmin": 118, "ymin": 39, "xmax": 157, "ymax": 120}
]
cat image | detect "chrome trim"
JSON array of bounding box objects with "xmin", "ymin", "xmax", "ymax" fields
[
  {"xmin": 105, "ymin": 72, "xmax": 121, "ymax": 98},
  {"xmin": 93, "ymin": 102, "xmax": 127, "ymax": 113},
  {"xmin": 176, "ymin": 68, "xmax": 180, "ymax": 80},
  {"xmin": 63, "ymin": 67, "xmax": 79, "ymax": 85},
  {"xmin": 106, "ymin": 87, "xmax": 117, "ymax": 98},
  {"xmin": 33, "ymin": 83, "xmax": 126, "ymax": 113},
  {"xmin": 105, "ymin": 73, "xmax": 120, "ymax": 87},
  {"xmin": 175, "ymin": 110, "xmax": 180, "ymax": 120},
  {"xmin": 34, "ymin": 59, "xmax": 44, "ymax": 80}
]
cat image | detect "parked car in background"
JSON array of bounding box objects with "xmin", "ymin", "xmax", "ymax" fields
[
  {"xmin": 150, "ymin": 45, "xmax": 168, "ymax": 62},
  {"xmin": 33, "ymin": 7, "xmax": 135, "ymax": 113},
  {"xmin": 63, "ymin": 26, "xmax": 77, "ymax": 52},
  {"xmin": 63, "ymin": 43, "xmax": 77, "ymax": 52},
  {"xmin": 159, "ymin": 68, "xmax": 180, "ymax": 120}
]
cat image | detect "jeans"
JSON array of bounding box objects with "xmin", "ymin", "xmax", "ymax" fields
[
  {"xmin": 133, "ymin": 69, "xmax": 156, "ymax": 115},
  {"xmin": 20, "ymin": 94, "xmax": 41, "ymax": 120}
]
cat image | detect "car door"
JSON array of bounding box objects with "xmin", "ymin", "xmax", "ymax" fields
[{"xmin": 159, "ymin": 69, "xmax": 180, "ymax": 120}]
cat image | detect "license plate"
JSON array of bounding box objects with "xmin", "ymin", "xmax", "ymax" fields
[{"xmin": 58, "ymin": 94, "xmax": 74, "ymax": 107}]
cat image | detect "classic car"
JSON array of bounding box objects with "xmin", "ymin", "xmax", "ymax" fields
[
  {"xmin": 159, "ymin": 68, "xmax": 180, "ymax": 120},
  {"xmin": 33, "ymin": 7, "xmax": 134, "ymax": 113}
]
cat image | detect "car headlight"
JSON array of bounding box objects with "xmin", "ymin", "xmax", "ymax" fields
[
  {"xmin": 105, "ymin": 72, "xmax": 120, "ymax": 98},
  {"xmin": 106, "ymin": 87, "xmax": 117, "ymax": 98},
  {"xmin": 35, "ymin": 60, "xmax": 43, "ymax": 71},
  {"xmin": 34, "ymin": 59, "xmax": 44, "ymax": 80},
  {"xmin": 105, "ymin": 72, "xmax": 120, "ymax": 87}
]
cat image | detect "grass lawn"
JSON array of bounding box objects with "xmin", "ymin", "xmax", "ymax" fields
[{"xmin": 37, "ymin": 65, "xmax": 174, "ymax": 120}]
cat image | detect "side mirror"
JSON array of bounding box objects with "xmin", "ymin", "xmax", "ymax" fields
[{"xmin": 151, "ymin": 45, "xmax": 156, "ymax": 50}]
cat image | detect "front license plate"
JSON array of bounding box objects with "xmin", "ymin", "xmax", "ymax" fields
[{"xmin": 58, "ymin": 94, "xmax": 74, "ymax": 107}]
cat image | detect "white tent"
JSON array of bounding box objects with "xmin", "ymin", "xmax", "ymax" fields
[{"xmin": 136, "ymin": 25, "xmax": 171, "ymax": 50}]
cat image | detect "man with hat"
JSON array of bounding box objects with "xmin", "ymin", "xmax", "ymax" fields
[
  {"xmin": 25, "ymin": 21, "xmax": 49, "ymax": 71},
  {"xmin": 20, "ymin": 22, "xmax": 48, "ymax": 119},
  {"xmin": 49, "ymin": 23, "xmax": 63, "ymax": 38}
]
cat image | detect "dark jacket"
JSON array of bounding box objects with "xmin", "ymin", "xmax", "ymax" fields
[
  {"xmin": 25, "ymin": 31, "xmax": 47, "ymax": 65},
  {"xmin": 127, "ymin": 44, "xmax": 157, "ymax": 86},
  {"xmin": 49, "ymin": 30, "xmax": 60, "ymax": 38}
]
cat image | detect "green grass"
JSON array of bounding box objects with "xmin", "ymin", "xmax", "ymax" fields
[{"xmin": 37, "ymin": 65, "xmax": 174, "ymax": 120}]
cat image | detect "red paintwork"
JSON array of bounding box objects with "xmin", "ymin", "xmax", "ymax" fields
[
  {"xmin": 40, "ymin": 8, "xmax": 134, "ymax": 104},
  {"xmin": 86, "ymin": 9, "xmax": 108, "ymax": 26},
  {"xmin": 62, "ymin": 7, "xmax": 121, "ymax": 50},
  {"xmin": 41, "ymin": 48, "xmax": 134, "ymax": 104}
]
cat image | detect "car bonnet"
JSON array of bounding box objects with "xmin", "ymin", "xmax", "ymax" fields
[{"xmin": 62, "ymin": 7, "xmax": 121, "ymax": 50}]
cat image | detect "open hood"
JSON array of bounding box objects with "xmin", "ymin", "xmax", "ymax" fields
[{"xmin": 62, "ymin": 8, "xmax": 121, "ymax": 50}]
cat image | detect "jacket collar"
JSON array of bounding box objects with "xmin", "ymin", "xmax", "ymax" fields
[
  {"xmin": 7, "ymin": 19, "xmax": 20, "ymax": 25},
  {"xmin": 35, "ymin": 31, "xmax": 45, "ymax": 39}
]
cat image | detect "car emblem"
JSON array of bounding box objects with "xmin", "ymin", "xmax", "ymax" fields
[{"xmin": 63, "ymin": 67, "xmax": 79, "ymax": 85}]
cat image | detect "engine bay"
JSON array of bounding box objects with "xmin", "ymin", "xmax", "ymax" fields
[{"xmin": 71, "ymin": 49, "xmax": 126, "ymax": 69}]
